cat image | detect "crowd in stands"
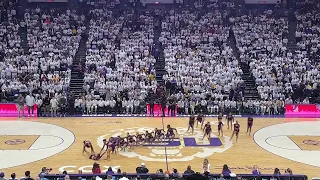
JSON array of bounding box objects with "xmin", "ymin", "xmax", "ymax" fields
[
  {"xmin": 159, "ymin": 9, "xmax": 246, "ymax": 115},
  {"xmin": 233, "ymin": 10, "xmax": 289, "ymax": 101},
  {"xmin": 0, "ymin": 0, "xmax": 23, "ymax": 102},
  {"xmin": 1, "ymin": 0, "xmax": 320, "ymax": 117},
  {"xmin": 80, "ymin": 9, "xmax": 157, "ymax": 115},
  {"xmin": 294, "ymin": 0, "xmax": 320, "ymax": 102},
  {"xmin": 25, "ymin": 8, "xmax": 86, "ymax": 93}
]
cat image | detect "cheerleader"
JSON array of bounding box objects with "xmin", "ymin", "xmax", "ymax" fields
[
  {"xmin": 196, "ymin": 113, "xmax": 205, "ymax": 129},
  {"xmin": 154, "ymin": 128, "xmax": 165, "ymax": 143},
  {"xmin": 218, "ymin": 113, "xmax": 223, "ymax": 137},
  {"xmin": 117, "ymin": 136, "xmax": 127, "ymax": 151},
  {"xmin": 247, "ymin": 116, "xmax": 253, "ymax": 135},
  {"xmin": 166, "ymin": 125, "xmax": 178, "ymax": 141},
  {"xmin": 101, "ymin": 139, "xmax": 113, "ymax": 161},
  {"xmin": 89, "ymin": 150, "xmax": 107, "ymax": 161},
  {"xmin": 145, "ymin": 131, "xmax": 154, "ymax": 144},
  {"xmin": 83, "ymin": 140, "xmax": 94, "ymax": 155},
  {"xmin": 126, "ymin": 132, "xmax": 136, "ymax": 150},
  {"xmin": 202, "ymin": 122, "xmax": 212, "ymax": 141},
  {"xmin": 226, "ymin": 112, "xmax": 234, "ymax": 129},
  {"xmin": 230, "ymin": 120, "xmax": 240, "ymax": 142},
  {"xmin": 187, "ymin": 115, "xmax": 195, "ymax": 134},
  {"xmin": 135, "ymin": 132, "xmax": 145, "ymax": 145}
]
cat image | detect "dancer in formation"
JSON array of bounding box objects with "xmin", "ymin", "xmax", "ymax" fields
[
  {"xmin": 247, "ymin": 116, "xmax": 253, "ymax": 135},
  {"xmin": 218, "ymin": 113, "xmax": 224, "ymax": 137},
  {"xmin": 126, "ymin": 132, "xmax": 136, "ymax": 150},
  {"xmin": 202, "ymin": 122, "xmax": 212, "ymax": 141},
  {"xmin": 89, "ymin": 151, "xmax": 107, "ymax": 160},
  {"xmin": 117, "ymin": 135, "xmax": 127, "ymax": 151},
  {"xmin": 135, "ymin": 132, "xmax": 145, "ymax": 145},
  {"xmin": 226, "ymin": 112, "xmax": 234, "ymax": 129},
  {"xmin": 154, "ymin": 128, "xmax": 165, "ymax": 143},
  {"xmin": 100, "ymin": 139, "xmax": 114, "ymax": 160},
  {"xmin": 187, "ymin": 115, "xmax": 195, "ymax": 134},
  {"xmin": 230, "ymin": 120, "xmax": 240, "ymax": 142},
  {"xmin": 83, "ymin": 140, "xmax": 94, "ymax": 155},
  {"xmin": 196, "ymin": 113, "xmax": 205, "ymax": 129},
  {"xmin": 167, "ymin": 125, "xmax": 178, "ymax": 141},
  {"xmin": 145, "ymin": 130, "xmax": 154, "ymax": 144}
]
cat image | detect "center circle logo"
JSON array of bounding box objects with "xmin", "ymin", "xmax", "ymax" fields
[
  {"xmin": 97, "ymin": 122, "xmax": 233, "ymax": 162},
  {"xmin": 5, "ymin": 139, "xmax": 26, "ymax": 145}
]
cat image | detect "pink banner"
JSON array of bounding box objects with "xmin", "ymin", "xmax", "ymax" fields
[
  {"xmin": 146, "ymin": 104, "xmax": 177, "ymax": 117},
  {"xmin": 0, "ymin": 104, "xmax": 38, "ymax": 117},
  {"xmin": 285, "ymin": 104, "xmax": 320, "ymax": 117}
]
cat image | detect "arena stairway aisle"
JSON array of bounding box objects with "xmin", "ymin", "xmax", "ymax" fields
[
  {"xmin": 287, "ymin": 9, "xmax": 297, "ymax": 53},
  {"xmin": 69, "ymin": 15, "xmax": 90, "ymax": 97},
  {"xmin": 228, "ymin": 28, "xmax": 260, "ymax": 100},
  {"xmin": 19, "ymin": 25, "xmax": 29, "ymax": 55},
  {"xmin": 153, "ymin": 14, "xmax": 166, "ymax": 84}
]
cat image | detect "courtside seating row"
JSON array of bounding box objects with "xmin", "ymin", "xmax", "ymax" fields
[{"xmin": 44, "ymin": 173, "xmax": 308, "ymax": 180}]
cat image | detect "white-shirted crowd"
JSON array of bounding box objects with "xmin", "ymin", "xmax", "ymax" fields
[
  {"xmin": 233, "ymin": 10, "xmax": 289, "ymax": 101},
  {"xmin": 295, "ymin": 7, "xmax": 320, "ymax": 86},
  {"xmin": 3, "ymin": 0, "xmax": 319, "ymax": 116},
  {"xmin": 160, "ymin": 9, "xmax": 244, "ymax": 115},
  {"xmin": 24, "ymin": 8, "xmax": 86, "ymax": 95},
  {"xmin": 0, "ymin": 1, "xmax": 29, "ymax": 98},
  {"xmin": 80, "ymin": 9, "xmax": 156, "ymax": 114}
]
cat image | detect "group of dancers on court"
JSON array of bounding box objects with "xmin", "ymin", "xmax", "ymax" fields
[
  {"xmin": 187, "ymin": 113, "xmax": 254, "ymax": 142},
  {"xmin": 82, "ymin": 124, "xmax": 178, "ymax": 161},
  {"xmin": 82, "ymin": 113, "xmax": 254, "ymax": 161}
]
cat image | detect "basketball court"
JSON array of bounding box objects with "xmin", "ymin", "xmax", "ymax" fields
[{"xmin": 0, "ymin": 117, "xmax": 320, "ymax": 178}]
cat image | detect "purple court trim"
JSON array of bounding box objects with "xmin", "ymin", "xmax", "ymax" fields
[{"xmin": 142, "ymin": 138, "xmax": 222, "ymax": 147}]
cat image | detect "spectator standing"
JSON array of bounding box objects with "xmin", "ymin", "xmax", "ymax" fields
[
  {"xmin": 160, "ymin": 95, "xmax": 166, "ymax": 117},
  {"xmin": 17, "ymin": 94, "xmax": 25, "ymax": 118},
  {"xmin": 133, "ymin": 99, "xmax": 140, "ymax": 114},
  {"xmin": 200, "ymin": 98, "xmax": 207, "ymax": 113},
  {"xmin": 184, "ymin": 99, "xmax": 189, "ymax": 115},
  {"xmin": 50, "ymin": 96, "xmax": 58, "ymax": 117},
  {"xmin": 25, "ymin": 93, "xmax": 35, "ymax": 117},
  {"xmin": 59, "ymin": 94, "xmax": 67, "ymax": 117},
  {"xmin": 68, "ymin": 94, "xmax": 75, "ymax": 116},
  {"xmin": 168, "ymin": 95, "xmax": 176, "ymax": 116},
  {"xmin": 36, "ymin": 96, "xmax": 43, "ymax": 117},
  {"xmin": 190, "ymin": 100, "xmax": 195, "ymax": 115},
  {"xmin": 177, "ymin": 98, "xmax": 184, "ymax": 114},
  {"xmin": 147, "ymin": 89, "xmax": 155, "ymax": 116}
]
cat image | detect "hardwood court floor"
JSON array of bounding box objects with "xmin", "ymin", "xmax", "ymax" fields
[{"xmin": 0, "ymin": 117, "xmax": 320, "ymax": 178}]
